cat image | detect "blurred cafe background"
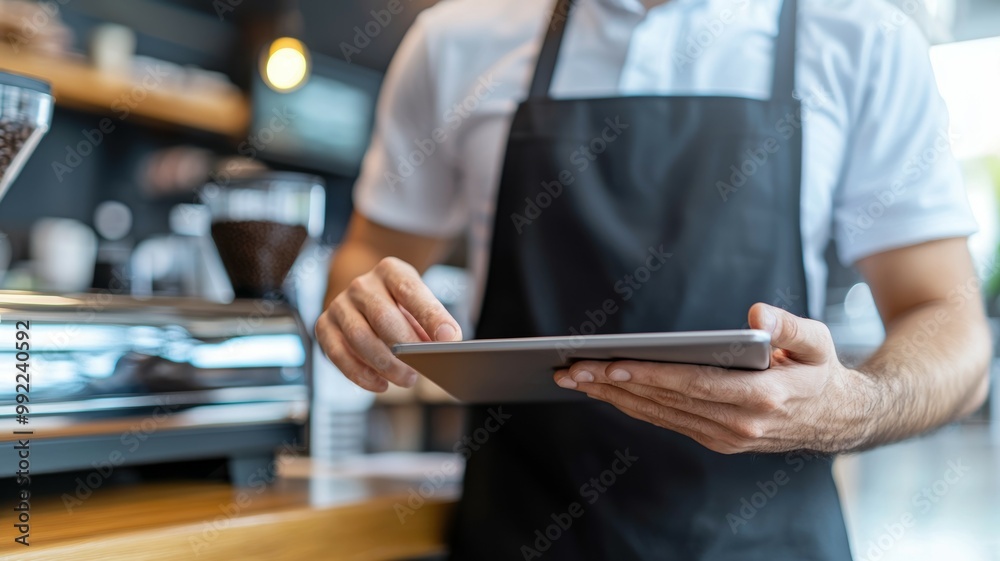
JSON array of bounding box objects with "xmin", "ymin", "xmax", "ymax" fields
[{"xmin": 0, "ymin": 0, "xmax": 998, "ymax": 559}]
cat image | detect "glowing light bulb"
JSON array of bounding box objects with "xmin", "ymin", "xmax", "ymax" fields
[{"xmin": 263, "ymin": 37, "xmax": 309, "ymax": 92}]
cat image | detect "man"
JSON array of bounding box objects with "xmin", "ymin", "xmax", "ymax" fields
[{"xmin": 315, "ymin": 0, "xmax": 991, "ymax": 558}]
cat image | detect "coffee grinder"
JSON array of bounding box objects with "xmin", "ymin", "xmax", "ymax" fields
[{"xmin": 202, "ymin": 171, "xmax": 326, "ymax": 302}]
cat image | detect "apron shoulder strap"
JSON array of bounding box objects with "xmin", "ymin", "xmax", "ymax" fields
[
  {"xmin": 528, "ymin": 0, "xmax": 798, "ymax": 102},
  {"xmin": 528, "ymin": 0, "xmax": 574, "ymax": 99},
  {"xmin": 772, "ymin": 0, "xmax": 799, "ymax": 104}
]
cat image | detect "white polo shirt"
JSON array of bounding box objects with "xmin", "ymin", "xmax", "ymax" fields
[{"xmin": 353, "ymin": 0, "xmax": 977, "ymax": 319}]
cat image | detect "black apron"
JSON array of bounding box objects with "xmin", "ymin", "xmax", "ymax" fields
[{"xmin": 449, "ymin": 0, "xmax": 852, "ymax": 559}]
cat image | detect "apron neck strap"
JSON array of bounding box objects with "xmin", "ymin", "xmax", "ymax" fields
[{"xmin": 528, "ymin": 0, "xmax": 799, "ymax": 104}]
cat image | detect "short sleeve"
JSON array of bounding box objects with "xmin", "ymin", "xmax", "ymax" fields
[
  {"xmin": 832, "ymin": 15, "xmax": 977, "ymax": 265},
  {"xmin": 352, "ymin": 15, "xmax": 468, "ymax": 237}
]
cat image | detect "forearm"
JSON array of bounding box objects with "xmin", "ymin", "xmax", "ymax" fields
[
  {"xmin": 844, "ymin": 298, "xmax": 991, "ymax": 451},
  {"xmin": 322, "ymin": 214, "xmax": 455, "ymax": 309},
  {"xmin": 324, "ymin": 243, "xmax": 385, "ymax": 309}
]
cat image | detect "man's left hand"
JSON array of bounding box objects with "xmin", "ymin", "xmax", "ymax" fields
[{"xmin": 553, "ymin": 303, "xmax": 874, "ymax": 454}]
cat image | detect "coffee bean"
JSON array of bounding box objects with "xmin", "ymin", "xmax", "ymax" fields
[
  {"xmin": 0, "ymin": 119, "xmax": 37, "ymax": 178},
  {"xmin": 211, "ymin": 220, "xmax": 309, "ymax": 299}
]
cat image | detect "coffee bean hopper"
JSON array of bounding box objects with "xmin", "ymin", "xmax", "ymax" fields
[
  {"xmin": 0, "ymin": 73, "xmax": 315, "ymax": 486},
  {"xmin": 0, "ymin": 71, "xmax": 52, "ymax": 204}
]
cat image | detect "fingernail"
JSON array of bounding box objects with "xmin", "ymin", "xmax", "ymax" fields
[
  {"xmin": 573, "ymin": 370, "xmax": 594, "ymax": 383},
  {"xmin": 434, "ymin": 324, "xmax": 457, "ymax": 341},
  {"xmin": 556, "ymin": 377, "xmax": 578, "ymax": 390},
  {"xmin": 761, "ymin": 308, "xmax": 777, "ymax": 332},
  {"xmin": 609, "ymin": 369, "xmax": 631, "ymax": 382}
]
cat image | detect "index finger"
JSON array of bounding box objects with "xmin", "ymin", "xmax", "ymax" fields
[{"xmin": 375, "ymin": 258, "xmax": 462, "ymax": 342}]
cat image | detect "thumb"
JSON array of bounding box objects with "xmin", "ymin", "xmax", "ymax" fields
[{"xmin": 749, "ymin": 303, "xmax": 831, "ymax": 364}]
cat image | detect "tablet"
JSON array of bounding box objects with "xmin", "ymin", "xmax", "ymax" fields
[{"xmin": 393, "ymin": 330, "xmax": 771, "ymax": 403}]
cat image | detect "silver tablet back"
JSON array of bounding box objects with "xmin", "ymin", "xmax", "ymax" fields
[{"xmin": 393, "ymin": 330, "xmax": 771, "ymax": 403}]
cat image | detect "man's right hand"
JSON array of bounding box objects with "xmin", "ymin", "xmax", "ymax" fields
[{"xmin": 314, "ymin": 256, "xmax": 463, "ymax": 392}]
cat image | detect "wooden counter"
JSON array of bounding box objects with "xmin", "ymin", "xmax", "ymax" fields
[{"xmin": 0, "ymin": 456, "xmax": 459, "ymax": 561}]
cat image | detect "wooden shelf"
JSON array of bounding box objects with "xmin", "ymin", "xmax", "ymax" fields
[{"xmin": 0, "ymin": 46, "xmax": 250, "ymax": 138}]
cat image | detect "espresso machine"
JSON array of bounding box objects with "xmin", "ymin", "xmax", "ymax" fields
[{"xmin": 0, "ymin": 71, "xmax": 319, "ymax": 485}]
